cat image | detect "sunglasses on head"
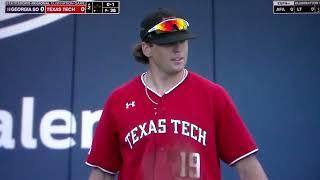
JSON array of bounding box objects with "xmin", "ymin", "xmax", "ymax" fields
[{"xmin": 147, "ymin": 18, "xmax": 190, "ymax": 34}]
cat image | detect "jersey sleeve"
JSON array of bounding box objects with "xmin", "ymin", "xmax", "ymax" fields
[
  {"xmin": 86, "ymin": 93, "xmax": 122, "ymax": 174},
  {"xmin": 214, "ymin": 85, "xmax": 258, "ymax": 166}
]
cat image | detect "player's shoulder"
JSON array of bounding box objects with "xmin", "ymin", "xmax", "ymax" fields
[
  {"xmin": 187, "ymin": 71, "xmax": 226, "ymax": 93},
  {"xmin": 187, "ymin": 71, "xmax": 231, "ymax": 104},
  {"xmin": 101, "ymin": 75, "xmax": 141, "ymax": 109},
  {"xmin": 110, "ymin": 75, "xmax": 142, "ymax": 97}
]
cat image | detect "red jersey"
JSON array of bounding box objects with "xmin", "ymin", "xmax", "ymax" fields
[{"xmin": 86, "ymin": 70, "xmax": 258, "ymax": 180}]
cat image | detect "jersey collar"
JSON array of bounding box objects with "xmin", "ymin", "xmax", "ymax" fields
[{"xmin": 141, "ymin": 69, "xmax": 188, "ymax": 97}]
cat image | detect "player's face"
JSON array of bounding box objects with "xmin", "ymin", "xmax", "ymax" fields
[{"xmin": 148, "ymin": 40, "xmax": 188, "ymax": 75}]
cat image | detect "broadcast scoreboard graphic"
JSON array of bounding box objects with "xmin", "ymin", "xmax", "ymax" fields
[
  {"xmin": 273, "ymin": 0, "xmax": 320, "ymax": 14},
  {"xmin": 5, "ymin": 1, "xmax": 120, "ymax": 14}
]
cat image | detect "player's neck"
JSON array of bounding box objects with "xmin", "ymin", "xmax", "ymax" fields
[{"xmin": 145, "ymin": 69, "xmax": 186, "ymax": 95}]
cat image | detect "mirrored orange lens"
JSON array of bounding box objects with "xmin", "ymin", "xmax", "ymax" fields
[{"xmin": 155, "ymin": 18, "xmax": 188, "ymax": 32}]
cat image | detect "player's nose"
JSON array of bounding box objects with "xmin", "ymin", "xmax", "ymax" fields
[{"xmin": 172, "ymin": 40, "xmax": 186, "ymax": 52}]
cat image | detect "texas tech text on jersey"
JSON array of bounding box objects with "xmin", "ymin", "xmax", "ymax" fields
[{"xmin": 124, "ymin": 119, "xmax": 207, "ymax": 149}]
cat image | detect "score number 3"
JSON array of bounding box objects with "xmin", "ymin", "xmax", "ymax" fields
[{"xmin": 179, "ymin": 152, "xmax": 200, "ymax": 178}]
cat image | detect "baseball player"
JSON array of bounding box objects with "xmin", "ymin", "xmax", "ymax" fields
[{"xmin": 86, "ymin": 8, "xmax": 268, "ymax": 180}]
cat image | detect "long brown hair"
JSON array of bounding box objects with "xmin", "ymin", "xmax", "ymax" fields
[{"xmin": 132, "ymin": 42, "xmax": 149, "ymax": 64}]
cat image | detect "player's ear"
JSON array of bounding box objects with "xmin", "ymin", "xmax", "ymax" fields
[{"xmin": 141, "ymin": 41, "xmax": 152, "ymax": 58}]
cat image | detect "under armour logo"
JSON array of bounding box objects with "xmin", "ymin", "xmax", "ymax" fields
[{"xmin": 126, "ymin": 101, "xmax": 135, "ymax": 109}]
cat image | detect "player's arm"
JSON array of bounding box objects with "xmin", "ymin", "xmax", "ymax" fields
[
  {"xmin": 88, "ymin": 167, "xmax": 115, "ymax": 180},
  {"xmin": 234, "ymin": 155, "xmax": 268, "ymax": 180}
]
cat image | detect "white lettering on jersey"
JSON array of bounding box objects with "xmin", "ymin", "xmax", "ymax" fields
[
  {"xmin": 190, "ymin": 124, "xmax": 198, "ymax": 141},
  {"xmin": 148, "ymin": 120, "xmax": 157, "ymax": 134},
  {"xmin": 131, "ymin": 127, "xmax": 139, "ymax": 145},
  {"xmin": 171, "ymin": 119, "xmax": 181, "ymax": 134},
  {"xmin": 198, "ymin": 128, "xmax": 207, "ymax": 146},
  {"xmin": 124, "ymin": 119, "xmax": 207, "ymax": 149},
  {"xmin": 158, "ymin": 119, "xmax": 166, "ymax": 133},
  {"xmin": 181, "ymin": 121, "xmax": 190, "ymax": 136},
  {"xmin": 171, "ymin": 119, "xmax": 207, "ymax": 146},
  {"xmin": 124, "ymin": 133, "xmax": 132, "ymax": 149},
  {"xmin": 138, "ymin": 123, "xmax": 147, "ymax": 138}
]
